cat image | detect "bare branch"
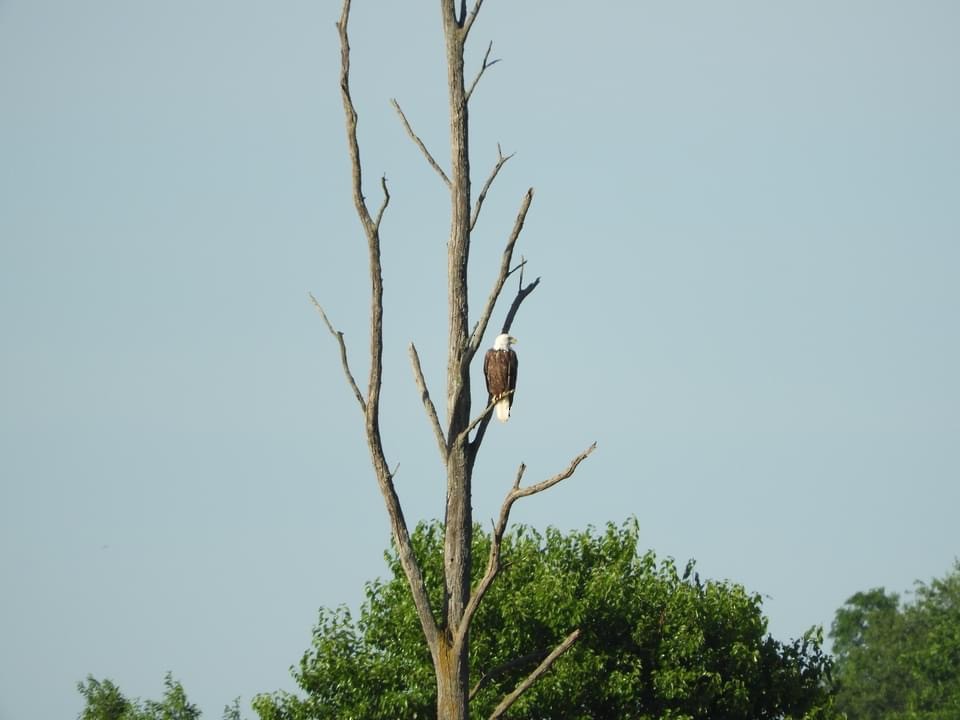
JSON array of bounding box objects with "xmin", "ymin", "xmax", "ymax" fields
[
  {"xmin": 500, "ymin": 275, "xmax": 540, "ymax": 335},
  {"xmin": 512, "ymin": 461, "xmax": 526, "ymax": 490},
  {"xmin": 337, "ymin": 0, "xmax": 439, "ymax": 655},
  {"xmin": 511, "ymin": 442, "xmax": 597, "ymax": 502},
  {"xmin": 517, "ymin": 255, "xmax": 525, "ymax": 284},
  {"xmin": 466, "ymin": 41, "xmax": 501, "ymax": 103},
  {"xmin": 409, "ymin": 342, "xmax": 448, "ymax": 462},
  {"xmin": 468, "ymin": 188, "xmax": 534, "ymax": 359},
  {"xmin": 506, "ymin": 258, "xmax": 527, "ymax": 279},
  {"xmin": 488, "ymin": 629, "xmax": 582, "ymax": 719},
  {"xmin": 461, "ymin": 443, "xmax": 595, "ymax": 638},
  {"xmin": 373, "ymin": 174, "xmax": 391, "ymax": 231},
  {"xmin": 336, "ymin": 0, "xmax": 375, "ymax": 234},
  {"xmin": 456, "ymin": 389, "xmax": 513, "ymax": 447},
  {"xmin": 463, "ymin": 0, "xmax": 486, "ymax": 38},
  {"xmin": 391, "ymin": 99, "xmax": 451, "ymax": 188},
  {"xmin": 309, "ymin": 293, "xmax": 366, "ymax": 412},
  {"xmin": 470, "ymin": 144, "xmax": 515, "ymax": 231}
]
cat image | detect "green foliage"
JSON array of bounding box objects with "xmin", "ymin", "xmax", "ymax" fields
[
  {"xmin": 829, "ymin": 561, "xmax": 960, "ymax": 720},
  {"xmin": 77, "ymin": 674, "xmax": 242, "ymax": 720},
  {"xmin": 253, "ymin": 520, "xmax": 836, "ymax": 719},
  {"xmin": 78, "ymin": 677, "xmax": 135, "ymax": 720}
]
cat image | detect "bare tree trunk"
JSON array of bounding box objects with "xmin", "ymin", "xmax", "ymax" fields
[{"xmin": 439, "ymin": 6, "xmax": 473, "ymax": 718}]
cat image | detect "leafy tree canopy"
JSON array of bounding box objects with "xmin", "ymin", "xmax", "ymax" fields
[
  {"xmin": 253, "ymin": 520, "xmax": 837, "ymax": 720},
  {"xmin": 829, "ymin": 560, "xmax": 960, "ymax": 720},
  {"xmin": 77, "ymin": 673, "xmax": 241, "ymax": 720}
]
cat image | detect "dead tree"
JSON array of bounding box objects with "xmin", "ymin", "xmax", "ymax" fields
[{"xmin": 314, "ymin": 2, "xmax": 595, "ymax": 718}]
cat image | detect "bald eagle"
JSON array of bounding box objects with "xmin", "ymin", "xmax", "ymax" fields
[{"xmin": 484, "ymin": 333, "xmax": 518, "ymax": 422}]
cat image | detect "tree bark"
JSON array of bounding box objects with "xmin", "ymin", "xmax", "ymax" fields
[{"xmin": 440, "ymin": 6, "xmax": 473, "ymax": 719}]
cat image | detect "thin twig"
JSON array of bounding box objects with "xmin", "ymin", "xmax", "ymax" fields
[
  {"xmin": 488, "ymin": 629, "xmax": 582, "ymax": 719},
  {"xmin": 507, "ymin": 258, "xmax": 527, "ymax": 280},
  {"xmin": 391, "ymin": 99, "xmax": 451, "ymax": 188},
  {"xmin": 409, "ymin": 342, "xmax": 448, "ymax": 462},
  {"xmin": 373, "ymin": 175, "xmax": 390, "ymax": 231},
  {"xmin": 309, "ymin": 293, "xmax": 365, "ymax": 412},
  {"xmin": 471, "ymin": 144, "xmax": 515, "ymax": 231},
  {"xmin": 466, "ymin": 41, "xmax": 501, "ymax": 103}
]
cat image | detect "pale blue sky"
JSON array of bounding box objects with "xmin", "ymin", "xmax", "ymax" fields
[{"xmin": 2, "ymin": 2, "xmax": 959, "ymax": 718}]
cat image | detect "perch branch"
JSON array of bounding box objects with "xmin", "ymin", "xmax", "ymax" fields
[
  {"xmin": 309, "ymin": 293, "xmax": 365, "ymax": 412},
  {"xmin": 409, "ymin": 342, "xmax": 448, "ymax": 461},
  {"xmin": 471, "ymin": 144, "xmax": 514, "ymax": 231},
  {"xmin": 468, "ymin": 188, "xmax": 534, "ymax": 359},
  {"xmin": 456, "ymin": 389, "xmax": 513, "ymax": 447},
  {"xmin": 391, "ymin": 99, "xmax": 451, "ymax": 188},
  {"xmin": 488, "ymin": 629, "xmax": 582, "ymax": 719},
  {"xmin": 460, "ymin": 443, "xmax": 597, "ymax": 638},
  {"xmin": 466, "ymin": 41, "xmax": 501, "ymax": 103},
  {"xmin": 337, "ymin": 0, "xmax": 439, "ymax": 653}
]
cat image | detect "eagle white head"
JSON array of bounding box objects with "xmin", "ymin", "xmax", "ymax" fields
[{"xmin": 493, "ymin": 333, "xmax": 517, "ymax": 351}]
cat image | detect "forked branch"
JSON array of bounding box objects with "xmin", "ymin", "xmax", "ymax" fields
[
  {"xmin": 471, "ymin": 144, "xmax": 515, "ymax": 231},
  {"xmin": 460, "ymin": 442, "xmax": 597, "ymax": 636},
  {"xmin": 391, "ymin": 99, "xmax": 451, "ymax": 188},
  {"xmin": 488, "ymin": 629, "xmax": 582, "ymax": 719},
  {"xmin": 466, "ymin": 41, "xmax": 500, "ymax": 103},
  {"xmin": 499, "ymin": 266, "xmax": 540, "ymax": 335},
  {"xmin": 468, "ymin": 188, "xmax": 535, "ymax": 360}
]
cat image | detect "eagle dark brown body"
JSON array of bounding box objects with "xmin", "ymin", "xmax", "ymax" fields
[{"xmin": 484, "ymin": 334, "xmax": 518, "ymax": 422}]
